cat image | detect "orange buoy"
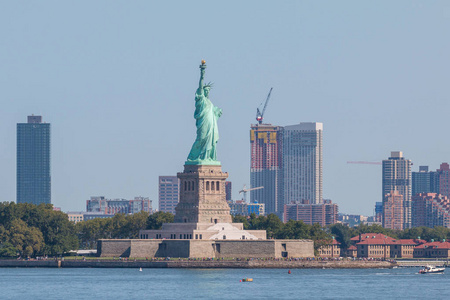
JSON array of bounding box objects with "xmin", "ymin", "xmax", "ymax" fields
[{"xmin": 288, "ymin": 270, "xmax": 291, "ymax": 274}]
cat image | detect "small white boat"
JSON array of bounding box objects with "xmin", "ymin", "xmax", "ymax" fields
[
  {"xmin": 419, "ymin": 265, "xmax": 445, "ymax": 274},
  {"xmin": 139, "ymin": 267, "xmax": 143, "ymax": 272}
]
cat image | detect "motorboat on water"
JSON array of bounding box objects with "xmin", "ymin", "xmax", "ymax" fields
[{"xmin": 419, "ymin": 265, "xmax": 445, "ymax": 274}]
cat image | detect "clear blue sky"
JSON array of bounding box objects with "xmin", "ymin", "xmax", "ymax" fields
[{"xmin": 1, "ymin": 1, "xmax": 449, "ymax": 215}]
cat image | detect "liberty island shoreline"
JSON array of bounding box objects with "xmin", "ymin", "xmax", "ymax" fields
[{"xmin": 0, "ymin": 258, "xmax": 396, "ymax": 269}]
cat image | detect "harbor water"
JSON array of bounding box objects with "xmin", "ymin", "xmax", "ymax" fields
[{"xmin": 0, "ymin": 267, "xmax": 448, "ymax": 299}]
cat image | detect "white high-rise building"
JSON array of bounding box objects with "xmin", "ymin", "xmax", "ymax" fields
[
  {"xmin": 159, "ymin": 176, "xmax": 180, "ymax": 214},
  {"xmin": 282, "ymin": 122, "xmax": 323, "ymax": 205}
]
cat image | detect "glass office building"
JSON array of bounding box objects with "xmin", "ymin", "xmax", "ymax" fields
[{"xmin": 17, "ymin": 115, "xmax": 51, "ymax": 205}]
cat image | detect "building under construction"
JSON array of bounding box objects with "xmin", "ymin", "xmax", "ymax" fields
[{"xmin": 250, "ymin": 124, "xmax": 283, "ymax": 216}]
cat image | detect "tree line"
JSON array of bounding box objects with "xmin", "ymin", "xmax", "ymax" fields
[
  {"xmin": 2, "ymin": 203, "xmax": 450, "ymax": 257},
  {"xmin": 0, "ymin": 202, "xmax": 78, "ymax": 257}
]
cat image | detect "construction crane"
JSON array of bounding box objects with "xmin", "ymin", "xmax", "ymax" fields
[
  {"xmin": 256, "ymin": 88, "xmax": 273, "ymax": 124},
  {"xmin": 239, "ymin": 185, "xmax": 264, "ymax": 203},
  {"xmin": 347, "ymin": 161, "xmax": 382, "ymax": 165}
]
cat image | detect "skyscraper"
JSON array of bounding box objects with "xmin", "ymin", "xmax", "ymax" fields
[
  {"xmin": 412, "ymin": 166, "xmax": 439, "ymax": 197},
  {"xmin": 282, "ymin": 122, "xmax": 323, "ymax": 205},
  {"xmin": 412, "ymin": 193, "xmax": 450, "ymax": 228},
  {"xmin": 382, "ymin": 151, "xmax": 412, "ymax": 229},
  {"xmin": 158, "ymin": 176, "xmax": 179, "ymax": 214},
  {"xmin": 437, "ymin": 163, "xmax": 450, "ymax": 198},
  {"xmin": 383, "ymin": 190, "xmax": 404, "ymax": 230},
  {"xmin": 225, "ymin": 181, "xmax": 232, "ymax": 201},
  {"xmin": 250, "ymin": 124, "xmax": 283, "ymax": 215},
  {"xmin": 17, "ymin": 115, "xmax": 51, "ymax": 205}
]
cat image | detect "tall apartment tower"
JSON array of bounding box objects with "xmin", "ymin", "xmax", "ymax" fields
[
  {"xmin": 17, "ymin": 115, "xmax": 51, "ymax": 205},
  {"xmin": 282, "ymin": 122, "xmax": 323, "ymax": 206},
  {"xmin": 437, "ymin": 163, "xmax": 450, "ymax": 198},
  {"xmin": 250, "ymin": 124, "xmax": 283, "ymax": 215},
  {"xmin": 412, "ymin": 166, "xmax": 439, "ymax": 197},
  {"xmin": 383, "ymin": 191, "xmax": 404, "ymax": 230},
  {"xmin": 225, "ymin": 181, "xmax": 232, "ymax": 201},
  {"xmin": 158, "ymin": 176, "xmax": 179, "ymax": 214},
  {"xmin": 382, "ymin": 151, "xmax": 412, "ymax": 229}
]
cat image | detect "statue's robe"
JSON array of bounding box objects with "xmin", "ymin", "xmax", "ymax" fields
[{"xmin": 187, "ymin": 88, "xmax": 221, "ymax": 164}]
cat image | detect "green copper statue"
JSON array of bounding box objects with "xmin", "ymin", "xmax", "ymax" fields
[{"xmin": 186, "ymin": 60, "xmax": 222, "ymax": 165}]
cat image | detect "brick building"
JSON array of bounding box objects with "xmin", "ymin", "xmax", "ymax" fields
[
  {"xmin": 383, "ymin": 191, "xmax": 403, "ymax": 230},
  {"xmin": 284, "ymin": 199, "xmax": 338, "ymax": 226},
  {"xmin": 318, "ymin": 238, "xmax": 341, "ymax": 258},
  {"xmin": 414, "ymin": 241, "xmax": 450, "ymax": 258},
  {"xmin": 412, "ymin": 193, "xmax": 450, "ymax": 228},
  {"xmin": 437, "ymin": 163, "xmax": 450, "ymax": 198},
  {"xmin": 351, "ymin": 233, "xmax": 420, "ymax": 259}
]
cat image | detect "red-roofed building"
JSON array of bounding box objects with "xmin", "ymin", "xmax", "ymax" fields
[
  {"xmin": 389, "ymin": 239, "xmax": 419, "ymax": 258},
  {"xmin": 318, "ymin": 239, "xmax": 341, "ymax": 258},
  {"xmin": 350, "ymin": 233, "xmax": 396, "ymax": 243},
  {"xmin": 352, "ymin": 234, "xmax": 422, "ymax": 258},
  {"xmin": 346, "ymin": 245, "xmax": 357, "ymax": 258},
  {"xmin": 414, "ymin": 241, "xmax": 450, "ymax": 258},
  {"xmin": 357, "ymin": 238, "xmax": 392, "ymax": 259}
]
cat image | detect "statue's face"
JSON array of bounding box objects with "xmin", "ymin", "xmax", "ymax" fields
[{"xmin": 204, "ymin": 87, "xmax": 210, "ymax": 97}]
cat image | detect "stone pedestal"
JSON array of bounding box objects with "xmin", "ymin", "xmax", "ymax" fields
[{"xmin": 175, "ymin": 164, "xmax": 232, "ymax": 223}]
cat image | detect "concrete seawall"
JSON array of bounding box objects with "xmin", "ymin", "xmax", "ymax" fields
[{"xmin": 0, "ymin": 260, "xmax": 395, "ymax": 269}]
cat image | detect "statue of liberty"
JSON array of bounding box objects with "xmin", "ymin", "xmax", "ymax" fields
[{"xmin": 186, "ymin": 60, "xmax": 222, "ymax": 165}]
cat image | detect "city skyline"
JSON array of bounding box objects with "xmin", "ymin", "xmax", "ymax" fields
[{"xmin": 1, "ymin": 2, "xmax": 450, "ymax": 215}]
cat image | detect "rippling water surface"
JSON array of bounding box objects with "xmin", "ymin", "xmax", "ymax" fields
[{"xmin": 0, "ymin": 267, "xmax": 448, "ymax": 299}]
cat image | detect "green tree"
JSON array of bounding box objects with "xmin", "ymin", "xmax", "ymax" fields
[
  {"xmin": 0, "ymin": 242, "xmax": 17, "ymax": 257},
  {"xmin": 123, "ymin": 211, "xmax": 150, "ymax": 239},
  {"xmin": 232, "ymin": 215, "xmax": 250, "ymax": 229},
  {"xmin": 8, "ymin": 219, "xmax": 44, "ymax": 257},
  {"xmin": 248, "ymin": 214, "xmax": 283, "ymax": 238},
  {"xmin": 276, "ymin": 220, "xmax": 309, "ymax": 239},
  {"xmin": 37, "ymin": 209, "xmax": 79, "ymax": 255},
  {"xmin": 329, "ymin": 223, "xmax": 352, "ymax": 250},
  {"xmin": 146, "ymin": 212, "xmax": 174, "ymax": 229}
]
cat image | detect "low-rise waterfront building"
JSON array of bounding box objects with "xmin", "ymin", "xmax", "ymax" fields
[
  {"xmin": 413, "ymin": 241, "xmax": 450, "ymax": 258},
  {"xmin": 346, "ymin": 245, "xmax": 357, "ymax": 258},
  {"xmin": 318, "ymin": 238, "xmax": 341, "ymax": 258},
  {"xmin": 351, "ymin": 233, "xmax": 422, "ymax": 259}
]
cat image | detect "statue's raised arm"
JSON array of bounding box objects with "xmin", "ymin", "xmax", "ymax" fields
[
  {"xmin": 198, "ymin": 60, "xmax": 206, "ymax": 95},
  {"xmin": 186, "ymin": 60, "xmax": 222, "ymax": 166}
]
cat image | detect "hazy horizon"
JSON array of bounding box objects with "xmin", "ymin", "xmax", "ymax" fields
[{"xmin": 1, "ymin": 1, "xmax": 450, "ymax": 215}]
